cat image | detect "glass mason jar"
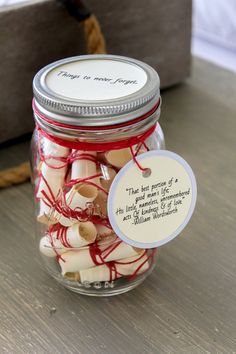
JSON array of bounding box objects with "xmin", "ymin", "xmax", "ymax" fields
[{"xmin": 31, "ymin": 55, "xmax": 165, "ymax": 296}]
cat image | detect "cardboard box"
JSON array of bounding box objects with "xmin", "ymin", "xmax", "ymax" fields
[{"xmin": 0, "ymin": 0, "xmax": 192, "ymax": 143}]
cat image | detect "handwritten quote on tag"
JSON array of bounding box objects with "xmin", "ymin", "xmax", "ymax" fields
[
  {"xmin": 108, "ymin": 151, "xmax": 197, "ymax": 248},
  {"xmin": 115, "ymin": 178, "xmax": 191, "ymax": 226}
]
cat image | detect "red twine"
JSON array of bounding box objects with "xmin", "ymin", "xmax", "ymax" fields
[{"xmin": 36, "ymin": 123, "xmax": 156, "ymax": 152}]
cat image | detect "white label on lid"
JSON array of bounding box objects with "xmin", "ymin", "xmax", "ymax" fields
[
  {"xmin": 107, "ymin": 150, "xmax": 197, "ymax": 249},
  {"xmin": 45, "ymin": 59, "xmax": 147, "ymax": 101}
]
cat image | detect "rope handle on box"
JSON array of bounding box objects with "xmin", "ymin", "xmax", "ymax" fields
[{"xmin": 0, "ymin": 0, "xmax": 106, "ymax": 189}]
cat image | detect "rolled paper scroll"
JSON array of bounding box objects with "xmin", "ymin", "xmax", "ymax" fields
[
  {"xmin": 36, "ymin": 162, "xmax": 67, "ymax": 200},
  {"xmin": 70, "ymin": 150, "xmax": 101, "ymax": 210},
  {"xmin": 43, "ymin": 137, "xmax": 70, "ymax": 157},
  {"xmin": 105, "ymin": 148, "xmax": 133, "ymax": 169},
  {"xmin": 71, "ymin": 150, "xmax": 97, "ymax": 181},
  {"xmin": 39, "ymin": 235, "xmax": 64, "ymax": 257},
  {"xmin": 105, "ymin": 146, "xmax": 146, "ymax": 169},
  {"xmin": 71, "ymin": 221, "xmax": 97, "ymax": 245},
  {"xmin": 59, "ymin": 240, "xmax": 144, "ymax": 275},
  {"xmin": 39, "ymin": 221, "xmax": 97, "ymax": 257},
  {"xmin": 37, "ymin": 138, "xmax": 69, "ymax": 200},
  {"xmin": 76, "ymin": 253, "xmax": 149, "ymax": 283},
  {"xmin": 37, "ymin": 200, "xmax": 57, "ymax": 225},
  {"xmin": 96, "ymin": 224, "xmax": 113, "ymax": 237},
  {"xmin": 64, "ymin": 272, "xmax": 80, "ymax": 281},
  {"xmin": 55, "ymin": 184, "xmax": 98, "ymax": 226}
]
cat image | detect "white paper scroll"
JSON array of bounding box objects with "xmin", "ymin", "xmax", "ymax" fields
[
  {"xmin": 71, "ymin": 150, "xmax": 97, "ymax": 181},
  {"xmin": 39, "ymin": 221, "xmax": 97, "ymax": 257},
  {"xmin": 43, "ymin": 138, "xmax": 70, "ymax": 157},
  {"xmin": 96, "ymin": 224, "xmax": 113, "ymax": 237},
  {"xmin": 55, "ymin": 184, "xmax": 98, "ymax": 226},
  {"xmin": 37, "ymin": 200, "xmax": 57, "ymax": 225},
  {"xmin": 59, "ymin": 240, "xmax": 143, "ymax": 274},
  {"xmin": 105, "ymin": 146, "xmax": 146, "ymax": 169},
  {"xmin": 105, "ymin": 148, "xmax": 133, "ymax": 168},
  {"xmin": 37, "ymin": 138, "xmax": 70, "ymax": 200},
  {"xmin": 39, "ymin": 235, "xmax": 64, "ymax": 257}
]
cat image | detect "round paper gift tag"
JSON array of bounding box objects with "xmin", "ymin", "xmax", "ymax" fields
[{"xmin": 107, "ymin": 150, "xmax": 197, "ymax": 248}]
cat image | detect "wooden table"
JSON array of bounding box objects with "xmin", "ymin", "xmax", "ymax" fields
[{"xmin": 0, "ymin": 58, "xmax": 236, "ymax": 353}]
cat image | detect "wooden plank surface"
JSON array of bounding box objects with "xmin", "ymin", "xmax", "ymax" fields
[{"xmin": 0, "ymin": 58, "xmax": 236, "ymax": 353}]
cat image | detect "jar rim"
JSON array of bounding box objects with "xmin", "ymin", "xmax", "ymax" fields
[{"xmin": 34, "ymin": 99, "xmax": 161, "ymax": 145}]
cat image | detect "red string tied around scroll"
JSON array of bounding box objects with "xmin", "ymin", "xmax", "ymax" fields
[
  {"xmin": 37, "ymin": 135, "xmax": 68, "ymax": 170},
  {"xmin": 89, "ymin": 238, "xmax": 121, "ymax": 266},
  {"xmin": 47, "ymin": 224, "xmax": 65, "ymax": 262},
  {"xmin": 89, "ymin": 241, "xmax": 156, "ymax": 281}
]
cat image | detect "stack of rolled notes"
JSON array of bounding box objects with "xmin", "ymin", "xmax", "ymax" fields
[{"xmin": 36, "ymin": 136, "xmax": 151, "ymax": 283}]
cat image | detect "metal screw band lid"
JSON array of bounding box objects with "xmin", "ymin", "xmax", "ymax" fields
[{"xmin": 33, "ymin": 54, "xmax": 160, "ymax": 127}]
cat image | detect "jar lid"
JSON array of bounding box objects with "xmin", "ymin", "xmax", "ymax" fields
[{"xmin": 33, "ymin": 54, "xmax": 160, "ymax": 127}]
